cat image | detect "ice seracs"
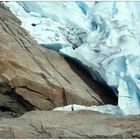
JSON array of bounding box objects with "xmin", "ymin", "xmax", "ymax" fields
[
  {"xmin": 4, "ymin": 1, "xmax": 140, "ymax": 115},
  {"xmin": 61, "ymin": 2, "xmax": 140, "ymax": 115}
]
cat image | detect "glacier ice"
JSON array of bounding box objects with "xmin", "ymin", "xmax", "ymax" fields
[
  {"xmin": 60, "ymin": 2, "xmax": 140, "ymax": 115},
  {"xmin": 4, "ymin": 1, "xmax": 140, "ymax": 115}
]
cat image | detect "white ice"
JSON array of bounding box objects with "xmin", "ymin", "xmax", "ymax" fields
[{"xmin": 53, "ymin": 104, "xmax": 122, "ymax": 116}]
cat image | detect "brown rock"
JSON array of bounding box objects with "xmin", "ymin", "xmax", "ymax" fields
[
  {"xmin": 0, "ymin": 3, "xmax": 117, "ymax": 115},
  {"xmin": 0, "ymin": 110, "xmax": 139, "ymax": 138}
]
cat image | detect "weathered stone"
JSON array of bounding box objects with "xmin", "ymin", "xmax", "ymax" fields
[{"xmin": 0, "ymin": 110, "xmax": 139, "ymax": 138}]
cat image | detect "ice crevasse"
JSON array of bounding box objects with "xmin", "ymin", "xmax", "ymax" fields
[{"xmin": 4, "ymin": 1, "xmax": 140, "ymax": 115}]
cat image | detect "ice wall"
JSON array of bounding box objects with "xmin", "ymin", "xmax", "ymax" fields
[{"xmin": 61, "ymin": 2, "xmax": 140, "ymax": 115}]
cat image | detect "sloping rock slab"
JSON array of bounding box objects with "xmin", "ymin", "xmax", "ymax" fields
[
  {"xmin": 0, "ymin": 110, "xmax": 139, "ymax": 138},
  {"xmin": 0, "ymin": 3, "xmax": 116, "ymax": 115}
]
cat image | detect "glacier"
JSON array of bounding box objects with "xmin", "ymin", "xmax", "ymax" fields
[{"xmin": 4, "ymin": 1, "xmax": 140, "ymax": 115}]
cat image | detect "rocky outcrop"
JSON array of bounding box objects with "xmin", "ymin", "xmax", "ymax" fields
[
  {"xmin": 0, "ymin": 110, "xmax": 139, "ymax": 138},
  {"xmin": 0, "ymin": 3, "xmax": 117, "ymax": 116}
]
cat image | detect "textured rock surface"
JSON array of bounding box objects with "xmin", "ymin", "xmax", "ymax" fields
[
  {"xmin": 0, "ymin": 110, "xmax": 139, "ymax": 138},
  {"xmin": 0, "ymin": 3, "xmax": 117, "ymax": 116}
]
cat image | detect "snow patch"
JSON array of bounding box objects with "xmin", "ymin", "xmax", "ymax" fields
[{"xmin": 53, "ymin": 104, "xmax": 123, "ymax": 116}]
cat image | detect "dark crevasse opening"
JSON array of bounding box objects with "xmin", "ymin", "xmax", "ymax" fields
[
  {"xmin": 63, "ymin": 56, "xmax": 118, "ymax": 105},
  {"xmin": 0, "ymin": 106, "xmax": 14, "ymax": 112},
  {"xmin": 9, "ymin": 88, "xmax": 35, "ymax": 112},
  {"xmin": 0, "ymin": 84, "xmax": 35, "ymax": 118},
  {"xmin": 0, "ymin": 106, "xmax": 17, "ymax": 118}
]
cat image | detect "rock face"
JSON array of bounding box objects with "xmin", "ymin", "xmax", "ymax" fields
[
  {"xmin": 0, "ymin": 110, "xmax": 139, "ymax": 138},
  {"xmin": 0, "ymin": 3, "xmax": 117, "ymax": 116}
]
